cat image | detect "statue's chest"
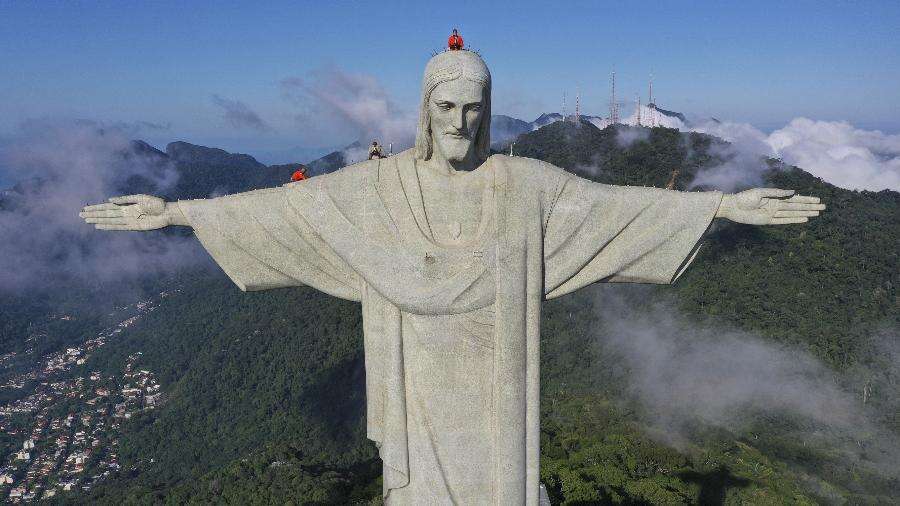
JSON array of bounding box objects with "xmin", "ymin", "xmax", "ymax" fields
[
  {"xmin": 418, "ymin": 178, "xmax": 487, "ymax": 245},
  {"xmin": 418, "ymin": 240, "xmax": 497, "ymax": 281}
]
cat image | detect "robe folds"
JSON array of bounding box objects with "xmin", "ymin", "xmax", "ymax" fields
[{"xmin": 178, "ymin": 149, "xmax": 722, "ymax": 505}]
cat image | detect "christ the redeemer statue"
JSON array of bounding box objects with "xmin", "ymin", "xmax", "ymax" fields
[{"xmin": 80, "ymin": 48, "xmax": 824, "ymax": 505}]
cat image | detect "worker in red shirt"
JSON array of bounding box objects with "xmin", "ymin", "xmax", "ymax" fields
[
  {"xmin": 448, "ymin": 29, "xmax": 463, "ymax": 50},
  {"xmin": 291, "ymin": 165, "xmax": 308, "ymax": 182}
]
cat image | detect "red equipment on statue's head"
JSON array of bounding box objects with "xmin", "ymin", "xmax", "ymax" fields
[{"xmin": 448, "ymin": 29, "xmax": 463, "ymax": 50}]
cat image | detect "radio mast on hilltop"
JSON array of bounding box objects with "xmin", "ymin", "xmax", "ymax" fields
[
  {"xmin": 574, "ymin": 87, "xmax": 581, "ymax": 123},
  {"xmin": 635, "ymin": 93, "xmax": 641, "ymax": 126},
  {"xmin": 609, "ymin": 70, "xmax": 619, "ymax": 124},
  {"xmin": 647, "ymin": 73, "xmax": 658, "ymax": 127},
  {"xmin": 562, "ymin": 92, "xmax": 567, "ymax": 120}
]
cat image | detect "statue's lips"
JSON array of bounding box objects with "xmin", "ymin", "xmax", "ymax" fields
[{"xmin": 442, "ymin": 132, "xmax": 470, "ymax": 139}]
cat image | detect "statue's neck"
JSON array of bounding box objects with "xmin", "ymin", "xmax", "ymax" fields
[
  {"xmin": 413, "ymin": 154, "xmax": 490, "ymax": 246},
  {"xmin": 424, "ymin": 150, "xmax": 481, "ymax": 176}
]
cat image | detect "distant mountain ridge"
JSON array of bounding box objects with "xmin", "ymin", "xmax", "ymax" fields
[
  {"xmin": 490, "ymin": 106, "xmax": 715, "ymax": 148},
  {"xmin": 166, "ymin": 141, "xmax": 264, "ymax": 171}
]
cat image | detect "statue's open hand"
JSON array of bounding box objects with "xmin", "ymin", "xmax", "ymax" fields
[
  {"xmin": 717, "ymin": 188, "xmax": 825, "ymax": 225},
  {"xmin": 79, "ymin": 194, "xmax": 169, "ymax": 231}
]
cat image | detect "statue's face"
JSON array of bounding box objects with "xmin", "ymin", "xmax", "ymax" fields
[{"xmin": 428, "ymin": 79, "xmax": 485, "ymax": 165}]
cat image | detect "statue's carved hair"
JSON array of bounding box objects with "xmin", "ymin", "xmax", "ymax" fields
[{"xmin": 415, "ymin": 51, "xmax": 492, "ymax": 161}]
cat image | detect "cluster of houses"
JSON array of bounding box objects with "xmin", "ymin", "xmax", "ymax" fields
[{"xmin": 0, "ymin": 296, "xmax": 172, "ymax": 503}]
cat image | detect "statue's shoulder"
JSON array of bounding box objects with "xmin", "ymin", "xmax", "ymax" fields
[
  {"xmin": 330, "ymin": 157, "xmax": 382, "ymax": 184},
  {"xmin": 323, "ymin": 149, "xmax": 417, "ymax": 184},
  {"xmin": 487, "ymin": 154, "xmax": 570, "ymax": 186},
  {"xmin": 282, "ymin": 157, "xmax": 381, "ymax": 190}
]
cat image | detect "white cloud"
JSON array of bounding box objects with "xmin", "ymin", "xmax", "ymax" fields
[
  {"xmin": 588, "ymin": 285, "xmax": 900, "ymax": 479},
  {"xmin": 211, "ymin": 95, "xmax": 271, "ymax": 132},
  {"xmin": 0, "ymin": 119, "xmax": 202, "ymax": 291},
  {"xmin": 281, "ymin": 68, "xmax": 416, "ymax": 158},
  {"xmin": 622, "ymin": 104, "xmax": 687, "ymax": 130},
  {"xmin": 768, "ymin": 118, "xmax": 900, "ymax": 191},
  {"xmin": 692, "ymin": 118, "xmax": 900, "ymax": 192}
]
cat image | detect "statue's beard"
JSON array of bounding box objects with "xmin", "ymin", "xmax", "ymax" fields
[{"xmin": 434, "ymin": 133, "xmax": 474, "ymax": 165}]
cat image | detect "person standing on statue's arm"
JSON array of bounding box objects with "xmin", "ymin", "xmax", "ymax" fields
[{"xmin": 79, "ymin": 36, "xmax": 824, "ymax": 506}]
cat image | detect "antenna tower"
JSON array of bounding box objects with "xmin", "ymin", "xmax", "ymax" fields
[
  {"xmin": 574, "ymin": 87, "xmax": 581, "ymax": 123},
  {"xmin": 635, "ymin": 93, "xmax": 641, "ymax": 126},
  {"xmin": 647, "ymin": 73, "xmax": 657, "ymax": 127},
  {"xmin": 609, "ymin": 70, "xmax": 619, "ymax": 124},
  {"xmin": 562, "ymin": 92, "xmax": 567, "ymax": 120}
]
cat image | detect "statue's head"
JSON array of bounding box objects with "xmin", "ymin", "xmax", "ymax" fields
[{"xmin": 415, "ymin": 50, "xmax": 491, "ymax": 165}]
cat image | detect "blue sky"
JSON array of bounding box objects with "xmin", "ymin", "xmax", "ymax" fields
[{"xmin": 1, "ymin": 0, "xmax": 899, "ymax": 172}]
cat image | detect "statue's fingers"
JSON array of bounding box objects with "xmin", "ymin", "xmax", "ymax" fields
[
  {"xmin": 774, "ymin": 210, "xmax": 819, "ymax": 218},
  {"xmin": 79, "ymin": 209, "xmax": 125, "ymax": 218},
  {"xmin": 84, "ymin": 217, "xmax": 128, "ymax": 224},
  {"xmin": 82, "ymin": 203, "xmax": 120, "ymax": 212},
  {"xmin": 785, "ymin": 195, "xmax": 820, "ymax": 204},
  {"xmin": 757, "ymin": 188, "xmax": 795, "ymax": 198},
  {"xmin": 109, "ymin": 195, "xmax": 150, "ymax": 205},
  {"xmin": 95, "ymin": 224, "xmax": 136, "ymax": 230},
  {"xmin": 771, "ymin": 217, "xmax": 808, "ymax": 225},
  {"xmin": 772, "ymin": 202, "xmax": 826, "ymax": 211}
]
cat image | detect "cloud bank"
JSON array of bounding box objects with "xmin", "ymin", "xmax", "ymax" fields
[
  {"xmin": 211, "ymin": 95, "xmax": 271, "ymax": 132},
  {"xmin": 692, "ymin": 118, "xmax": 900, "ymax": 192},
  {"xmin": 0, "ymin": 119, "xmax": 203, "ymax": 291},
  {"xmin": 281, "ymin": 68, "xmax": 416, "ymax": 162},
  {"xmin": 587, "ymin": 285, "xmax": 900, "ymax": 484}
]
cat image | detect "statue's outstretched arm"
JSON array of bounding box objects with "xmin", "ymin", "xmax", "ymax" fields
[
  {"xmin": 79, "ymin": 194, "xmax": 190, "ymax": 231},
  {"xmin": 715, "ymin": 188, "xmax": 825, "ymax": 225}
]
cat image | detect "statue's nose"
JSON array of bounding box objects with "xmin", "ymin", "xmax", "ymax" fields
[{"xmin": 452, "ymin": 109, "xmax": 465, "ymax": 131}]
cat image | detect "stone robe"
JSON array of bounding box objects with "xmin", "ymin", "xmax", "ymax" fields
[{"xmin": 177, "ymin": 149, "xmax": 722, "ymax": 505}]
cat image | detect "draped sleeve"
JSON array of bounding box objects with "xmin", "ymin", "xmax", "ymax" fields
[
  {"xmin": 542, "ymin": 170, "xmax": 722, "ymax": 299},
  {"xmin": 177, "ymin": 185, "xmax": 362, "ymax": 302}
]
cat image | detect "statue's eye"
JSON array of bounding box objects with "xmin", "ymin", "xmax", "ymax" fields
[
  {"xmin": 436, "ymin": 102, "xmax": 453, "ymax": 110},
  {"xmin": 469, "ymin": 104, "xmax": 482, "ymax": 111}
]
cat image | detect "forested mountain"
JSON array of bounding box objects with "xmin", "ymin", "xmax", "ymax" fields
[
  {"xmin": 490, "ymin": 115, "xmax": 532, "ymax": 148},
  {"xmin": 2, "ymin": 122, "xmax": 897, "ymax": 504}
]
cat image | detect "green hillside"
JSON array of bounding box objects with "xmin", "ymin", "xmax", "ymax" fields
[
  {"xmin": 11, "ymin": 122, "xmax": 898, "ymax": 504},
  {"xmin": 516, "ymin": 121, "xmax": 898, "ymax": 366}
]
